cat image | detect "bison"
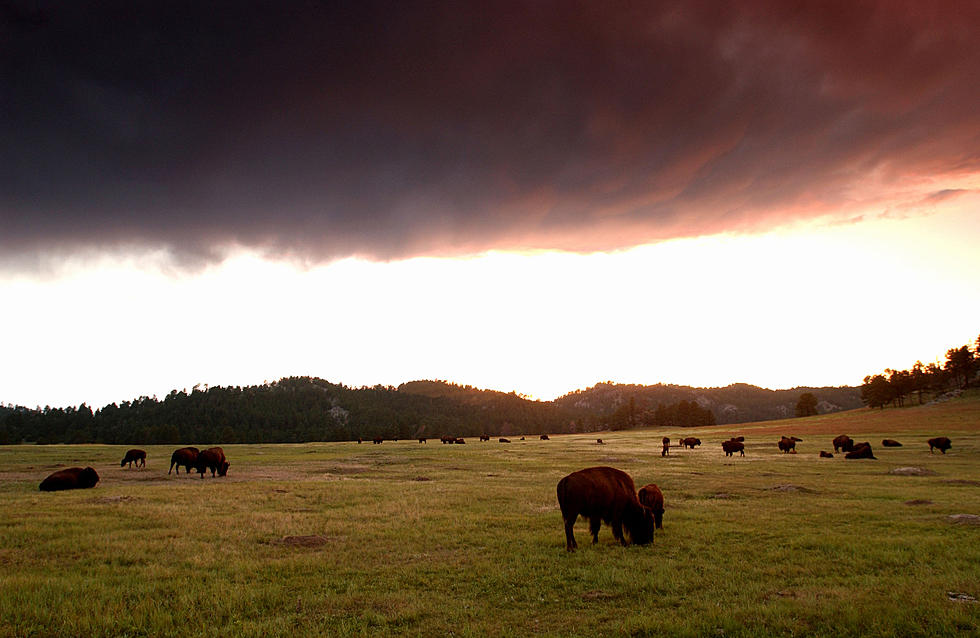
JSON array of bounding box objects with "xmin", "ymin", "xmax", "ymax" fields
[
  {"xmin": 441, "ymin": 435, "xmax": 455, "ymax": 444},
  {"xmin": 499, "ymin": 438, "xmax": 511, "ymax": 443},
  {"xmin": 120, "ymin": 449, "xmax": 146, "ymax": 469},
  {"xmin": 681, "ymin": 437, "xmax": 701, "ymax": 449},
  {"xmin": 661, "ymin": 437, "xmax": 670, "ymax": 456},
  {"xmin": 722, "ymin": 440, "xmax": 745, "ymax": 457},
  {"xmin": 778, "ymin": 436, "xmax": 802, "ymax": 453},
  {"xmin": 479, "ymin": 434, "xmax": 490, "ymax": 442},
  {"xmin": 845, "ymin": 443, "xmax": 876, "ymax": 459},
  {"xmin": 540, "ymin": 434, "xmax": 550, "ymax": 440},
  {"xmin": 418, "ymin": 437, "xmax": 427, "ymax": 444},
  {"xmin": 928, "ymin": 437, "xmax": 952, "ymax": 454},
  {"xmin": 169, "ymin": 447, "xmax": 200, "ymax": 475},
  {"xmin": 196, "ymin": 447, "xmax": 229, "ymax": 478},
  {"xmin": 729, "ymin": 436, "xmax": 745, "ymax": 442},
  {"xmin": 637, "ymin": 483, "xmax": 665, "ymax": 530},
  {"xmin": 39, "ymin": 466, "xmax": 100, "ymax": 492},
  {"xmin": 372, "ymin": 437, "xmax": 383, "ymax": 444},
  {"xmin": 819, "ymin": 451, "xmax": 834, "ymax": 458},
  {"xmin": 557, "ymin": 466, "xmax": 655, "ymax": 552},
  {"xmin": 597, "ymin": 438, "xmax": 604, "ymax": 445},
  {"xmin": 833, "ymin": 435, "xmax": 854, "ymax": 453},
  {"xmin": 881, "ymin": 439, "xmax": 902, "ymax": 447},
  {"xmin": 454, "ymin": 438, "xmax": 466, "ymax": 444}
]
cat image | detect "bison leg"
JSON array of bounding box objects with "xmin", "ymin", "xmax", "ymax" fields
[
  {"xmin": 564, "ymin": 517, "xmax": 578, "ymax": 551},
  {"xmin": 589, "ymin": 517, "xmax": 601, "ymax": 545},
  {"xmin": 611, "ymin": 520, "xmax": 627, "ymax": 546}
]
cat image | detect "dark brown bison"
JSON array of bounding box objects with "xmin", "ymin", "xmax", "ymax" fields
[
  {"xmin": 557, "ymin": 466, "xmax": 655, "ymax": 551},
  {"xmin": 169, "ymin": 447, "xmax": 200, "ymax": 475},
  {"xmin": 778, "ymin": 436, "xmax": 802, "ymax": 453},
  {"xmin": 373, "ymin": 436, "xmax": 383, "ymax": 444},
  {"xmin": 356, "ymin": 438, "xmax": 362, "ymax": 444},
  {"xmin": 881, "ymin": 439, "xmax": 902, "ymax": 447},
  {"xmin": 928, "ymin": 437, "xmax": 952, "ymax": 454},
  {"xmin": 845, "ymin": 443, "xmax": 876, "ymax": 459},
  {"xmin": 729, "ymin": 436, "xmax": 745, "ymax": 442},
  {"xmin": 661, "ymin": 437, "xmax": 670, "ymax": 456},
  {"xmin": 418, "ymin": 437, "xmax": 427, "ymax": 444},
  {"xmin": 637, "ymin": 483, "xmax": 665, "ymax": 530},
  {"xmin": 833, "ymin": 435, "xmax": 854, "ymax": 453},
  {"xmin": 39, "ymin": 466, "xmax": 100, "ymax": 492},
  {"xmin": 454, "ymin": 438, "xmax": 466, "ymax": 444},
  {"xmin": 540, "ymin": 434, "xmax": 550, "ymax": 440},
  {"xmin": 441, "ymin": 435, "xmax": 455, "ymax": 444},
  {"xmin": 499, "ymin": 438, "xmax": 510, "ymax": 443},
  {"xmin": 597, "ymin": 438, "xmax": 604, "ymax": 445},
  {"xmin": 196, "ymin": 447, "xmax": 229, "ymax": 478},
  {"xmin": 722, "ymin": 440, "xmax": 745, "ymax": 457},
  {"xmin": 819, "ymin": 451, "xmax": 834, "ymax": 458},
  {"xmin": 681, "ymin": 437, "xmax": 701, "ymax": 449},
  {"xmin": 120, "ymin": 449, "xmax": 146, "ymax": 469},
  {"xmin": 479, "ymin": 434, "xmax": 490, "ymax": 442}
]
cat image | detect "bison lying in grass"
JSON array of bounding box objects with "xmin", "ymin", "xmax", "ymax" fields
[
  {"xmin": 39, "ymin": 467, "xmax": 100, "ymax": 492},
  {"xmin": 557, "ymin": 467, "xmax": 655, "ymax": 552},
  {"xmin": 845, "ymin": 442, "xmax": 876, "ymax": 459}
]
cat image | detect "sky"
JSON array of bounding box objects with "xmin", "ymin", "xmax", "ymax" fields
[{"xmin": 2, "ymin": 1, "xmax": 979, "ymax": 409}]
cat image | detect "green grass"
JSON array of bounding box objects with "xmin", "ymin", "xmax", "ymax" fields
[{"xmin": 2, "ymin": 393, "xmax": 980, "ymax": 637}]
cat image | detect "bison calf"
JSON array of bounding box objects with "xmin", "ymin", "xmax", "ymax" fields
[
  {"xmin": 120, "ymin": 449, "xmax": 146, "ymax": 469},
  {"xmin": 556, "ymin": 466, "xmax": 655, "ymax": 551},
  {"xmin": 928, "ymin": 437, "xmax": 952, "ymax": 454},
  {"xmin": 637, "ymin": 483, "xmax": 665, "ymax": 530},
  {"xmin": 39, "ymin": 467, "xmax": 100, "ymax": 492}
]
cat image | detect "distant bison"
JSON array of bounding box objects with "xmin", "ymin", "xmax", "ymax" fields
[
  {"xmin": 356, "ymin": 438, "xmax": 362, "ymax": 444},
  {"xmin": 722, "ymin": 440, "xmax": 745, "ymax": 457},
  {"xmin": 661, "ymin": 437, "xmax": 670, "ymax": 456},
  {"xmin": 928, "ymin": 437, "xmax": 952, "ymax": 454},
  {"xmin": 418, "ymin": 437, "xmax": 427, "ymax": 444},
  {"xmin": 597, "ymin": 438, "xmax": 604, "ymax": 445},
  {"xmin": 881, "ymin": 439, "xmax": 902, "ymax": 447},
  {"xmin": 196, "ymin": 447, "xmax": 229, "ymax": 478},
  {"xmin": 169, "ymin": 447, "xmax": 200, "ymax": 475},
  {"xmin": 778, "ymin": 436, "xmax": 802, "ymax": 453},
  {"xmin": 730, "ymin": 436, "xmax": 745, "ymax": 442},
  {"xmin": 454, "ymin": 438, "xmax": 466, "ymax": 444},
  {"xmin": 479, "ymin": 434, "xmax": 490, "ymax": 442},
  {"xmin": 372, "ymin": 437, "xmax": 383, "ymax": 444},
  {"xmin": 845, "ymin": 442, "xmax": 876, "ymax": 459},
  {"xmin": 819, "ymin": 451, "xmax": 834, "ymax": 458},
  {"xmin": 637, "ymin": 483, "xmax": 665, "ymax": 530},
  {"xmin": 833, "ymin": 435, "xmax": 854, "ymax": 453},
  {"xmin": 681, "ymin": 437, "xmax": 701, "ymax": 449},
  {"xmin": 441, "ymin": 436, "xmax": 455, "ymax": 444},
  {"xmin": 556, "ymin": 466, "xmax": 655, "ymax": 551},
  {"xmin": 120, "ymin": 449, "xmax": 146, "ymax": 469},
  {"xmin": 39, "ymin": 466, "xmax": 100, "ymax": 492},
  {"xmin": 540, "ymin": 434, "xmax": 550, "ymax": 440},
  {"xmin": 499, "ymin": 438, "xmax": 511, "ymax": 443}
]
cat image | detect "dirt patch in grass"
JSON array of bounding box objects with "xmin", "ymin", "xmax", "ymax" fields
[
  {"xmin": 941, "ymin": 479, "xmax": 980, "ymax": 487},
  {"xmin": 88, "ymin": 495, "xmax": 138, "ymax": 504},
  {"xmin": 325, "ymin": 464, "xmax": 372, "ymax": 475},
  {"xmin": 904, "ymin": 499, "xmax": 934, "ymax": 506},
  {"xmin": 271, "ymin": 535, "xmax": 330, "ymax": 547},
  {"xmin": 581, "ymin": 590, "xmax": 619, "ymax": 601},
  {"xmin": 948, "ymin": 514, "xmax": 980, "ymax": 525},
  {"xmin": 769, "ymin": 484, "xmax": 815, "ymax": 493},
  {"xmin": 412, "ymin": 476, "xmax": 432, "ymax": 481},
  {"xmin": 889, "ymin": 467, "xmax": 937, "ymax": 476}
]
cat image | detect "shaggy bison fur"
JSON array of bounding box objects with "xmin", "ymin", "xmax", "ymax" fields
[
  {"xmin": 681, "ymin": 437, "xmax": 701, "ymax": 449},
  {"xmin": 169, "ymin": 447, "xmax": 200, "ymax": 475},
  {"xmin": 196, "ymin": 447, "xmax": 229, "ymax": 478},
  {"xmin": 845, "ymin": 442, "xmax": 876, "ymax": 459},
  {"xmin": 722, "ymin": 440, "xmax": 745, "ymax": 457},
  {"xmin": 120, "ymin": 449, "xmax": 146, "ymax": 469},
  {"xmin": 39, "ymin": 466, "xmax": 100, "ymax": 492},
  {"xmin": 833, "ymin": 435, "xmax": 854, "ymax": 453},
  {"xmin": 928, "ymin": 437, "xmax": 952, "ymax": 454},
  {"xmin": 637, "ymin": 483, "xmax": 665, "ymax": 530},
  {"xmin": 778, "ymin": 436, "xmax": 802, "ymax": 453},
  {"xmin": 556, "ymin": 466, "xmax": 655, "ymax": 551}
]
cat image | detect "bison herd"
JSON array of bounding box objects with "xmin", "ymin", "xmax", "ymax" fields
[{"xmin": 37, "ymin": 446, "xmax": 231, "ymax": 491}]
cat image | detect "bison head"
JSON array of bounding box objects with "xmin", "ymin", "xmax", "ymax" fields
[
  {"xmin": 218, "ymin": 461, "xmax": 230, "ymax": 477},
  {"xmin": 80, "ymin": 467, "xmax": 100, "ymax": 488},
  {"xmin": 624, "ymin": 503, "xmax": 656, "ymax": 546}
]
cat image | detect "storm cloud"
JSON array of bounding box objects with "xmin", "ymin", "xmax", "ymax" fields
[{"xmin": 3, "ymin": 0, "xmax": 979, "ymax": 265}]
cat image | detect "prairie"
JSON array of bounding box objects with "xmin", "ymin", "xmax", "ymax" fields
[{"xmin": 1, "ymin": 393, "xmax": 979, "ymax": 637}]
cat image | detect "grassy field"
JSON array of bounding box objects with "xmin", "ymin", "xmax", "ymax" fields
[{"xmin": 2, "ymin": 393, "xmax": 979, "ymax": 637}]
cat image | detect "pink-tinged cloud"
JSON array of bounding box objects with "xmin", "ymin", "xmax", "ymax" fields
[{"xmin": 2, "ymin": 0, "xmax": 978, "ymax": 267}]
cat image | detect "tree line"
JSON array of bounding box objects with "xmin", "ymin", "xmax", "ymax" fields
[{"xmin": 860, "ymin": 334, "xmax": 979, "ymax": 409}]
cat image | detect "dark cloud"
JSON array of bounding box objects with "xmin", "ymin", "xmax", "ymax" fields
[{"xmin": 2, "ymin": 0, "xmax": 978, "ymax": 266}]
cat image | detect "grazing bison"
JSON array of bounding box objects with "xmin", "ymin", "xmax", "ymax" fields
[
  {"xmin": 722, "ymin": 440, "xmax": 745, "ymax": 457},
  {"xmin": 499, "ymin": 438, "xmax": 511, "ymax": 443},
  {"xmin": 39, "ymin": 466, "xmax": 100, "ymax": 492},
  {"xmin": 479, "ymin": 434, "xmax": 490, "ymax": 442},
  {"xmin": 778, "ymin": 436, "xmax": 802, "ymax": 453},
  {"xmin": 637, "ymin": 483, "xmax": 665, "ymax": 530},
  {"xmin": 373, "ymin": 437, "xmax": 383, "ymax": 444},
  {"xmin": 845, "ymin": 443, "xmax": 876, "ymax": 459},
  {"xmin": 169, "ymin": 447, "xmax": 200, "ymax": 475},
  {"xmin": 681, "ymin": 437, "xmax": 701, "ymax": 449},
  {"xmin": 540, "ymin": 434, "xmax": 550, "ymax": 440},
  {"xmin": 418, "ymin": 437, "xmax": 427, "ymax": 444},
  {"xmin": 556, "ymin": 466, "xmax": 655, "ymax": 552},
  {"xmin": 833, "ymin": 435, "xmax": 855, "ymax": 453},
  {"xmin": 196, "ymin": 447, "xmax": 229, "ymax": 478},
  {"xmin": 441, "ymin": 435, "xmax": 454, "ymax": 444},
  {"xmin": 120, "ymin": 449, "xmax": 146, "ymax": 469},
  {"xmin": 881, "ymin": 439, "xmax": 902, "ymax": 447},
  {"xmin": 928, "ymin": 437, "xmax": 952, "ymax": 454},
  {"xmin": 661, "ymin": 437, "xmax": 670, "ymax": 456},
  {"xmin": 819, "ymin": 451, "xmax": 834, "ymax": 458}
]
